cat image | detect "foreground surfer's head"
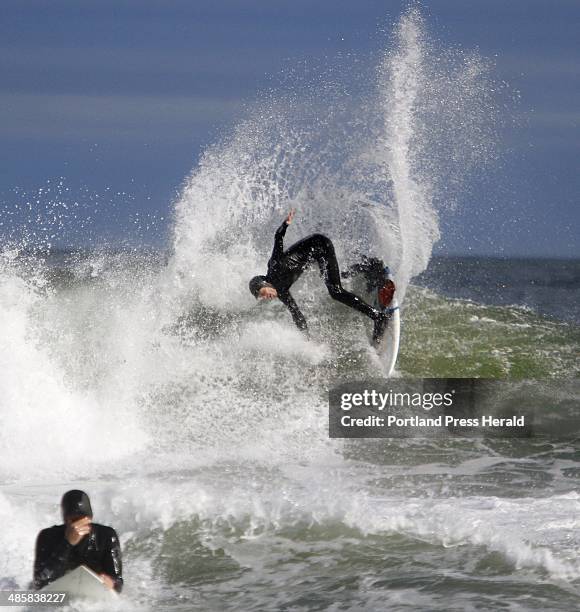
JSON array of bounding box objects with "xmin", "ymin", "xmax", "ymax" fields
[
  {"xmin": 61, "ymin": 489, "xmax": 93, "ymax": 522},
  {"xmin": 249, "ymin": 276, "xmax": 278, "ymax": 300}
]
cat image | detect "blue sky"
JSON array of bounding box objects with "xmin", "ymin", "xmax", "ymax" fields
[{"xmin": 0, "ymin": 0, "xmax": 578, "ymax": 256}]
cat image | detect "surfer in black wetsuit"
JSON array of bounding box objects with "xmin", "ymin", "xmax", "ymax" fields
[
  {"xmin": 249, "ymin": 209, "xmax": 390, "ymax": 342},
  {"xmin": 33, "ymin": 490, "xmax": 123, "ymax": 593}
]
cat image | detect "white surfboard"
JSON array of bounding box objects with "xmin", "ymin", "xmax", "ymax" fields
[
  {"xmin": 41, "ymin": 565, "xmax": 119, "ymax": 601},
  {"xmin": 351, "ymin": 261, "xmax": 401, "ymax": 376},
  {"xmin": 373, "ymin": 294, "xmax": 400, "ymax": 377}
]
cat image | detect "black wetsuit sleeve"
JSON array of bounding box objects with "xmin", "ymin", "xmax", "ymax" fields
[
  {"xmin": 33, "ymin": 529, "xmax": 72, "ymax": 590},
  {"xmin": 101, "ymin": 528, "xmax": 123, "ymax": 593},
  {"xmin": 278, "ymin": 290, "xmax": 308, "ymax": 332},
  {"xmin": 271, "ymin": 221, "xmax": 289, "ymax": 263}
]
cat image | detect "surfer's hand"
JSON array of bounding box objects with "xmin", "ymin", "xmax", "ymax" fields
[
  {"xmin": 99, "ymin": 574, "xmax": 116, "ymax": 590},
  {"xmin": 258, "ymin": 286, "xmax": 278, "ymax": 300},
  {"xmin": 65, "ymin": 517, "xmax": 92, "ymax": 546},
  {"xmin": 286, "ymin": 208, "xmax": 296, "ymax": 224}
]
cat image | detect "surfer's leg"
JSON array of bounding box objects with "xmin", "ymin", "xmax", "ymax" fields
[
  {"xmin": 308, "ymin": 235, "xmax": 382, "ymax": 321},
  {"xmin": 341, "ymin": 256, "xmax": 384, "ymax": 282}
]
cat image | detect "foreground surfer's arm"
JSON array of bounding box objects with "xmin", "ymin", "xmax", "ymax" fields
[
  {"xmin": 33, "ymin": 528, "xmax": 72, "ymax": 589},
  {"xmin": 99, "ymin": 527, "xmax": 123, "ymax": 593}
]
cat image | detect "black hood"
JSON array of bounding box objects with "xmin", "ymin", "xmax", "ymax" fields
[
  {"xmin": 61, "ymin": 490, "xmax": 93, "ymax": 519},
  {"xmin": 249, "ymin": 275, "xmax": 271, "ymax": 298}
]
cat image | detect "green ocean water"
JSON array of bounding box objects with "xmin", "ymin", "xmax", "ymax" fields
[{"xmin": 400, "ymin": 286, "xmax": 580, "ymax": 378}]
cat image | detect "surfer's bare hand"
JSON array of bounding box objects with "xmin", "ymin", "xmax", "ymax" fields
[
  {"xmin": 286, "ymin": 208, "xmax": 296, "ymax": 224},
  {"xmin": 99, "ymin": 573, "xmax": 116, "ymax": 590},
  {"xmin": 258, "ymin": 286, "xmax": 278, "ymax": 300},
  {"xmin": 65, "ymin": 517, "xmax": 92, "ymax": 546}
]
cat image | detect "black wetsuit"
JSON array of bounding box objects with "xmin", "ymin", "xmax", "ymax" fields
[
  {"xmin": 33, "ymin": 523, "xmax": 123, "ymax": 593},
  {"xmin": 265, "ymin": 222, "xmax": 381, "ymax": 331}
]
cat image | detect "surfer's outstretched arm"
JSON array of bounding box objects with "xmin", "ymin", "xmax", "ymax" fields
[
  {"xmin": 271, "ymin": 209, "xmax": 296, "ymax": 262},
  {"xmin": 278, "ymin": 290, "xmax": 308, "ymax": 332},
  {"xmin": 271, "ymin": 220, "xmax": 288, "ymax": 262}
]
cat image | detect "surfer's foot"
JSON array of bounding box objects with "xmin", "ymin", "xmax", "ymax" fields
[
  {"xmin": 372, "ymin": 312, "xmax": 391, "ymax": 346},
  {"xmin": 378, "ymin": 279, "xmax": 396, "ymax": 308}
]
